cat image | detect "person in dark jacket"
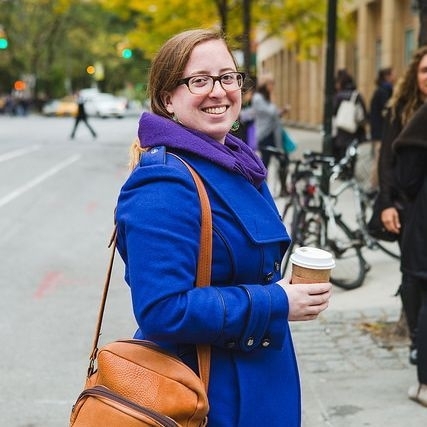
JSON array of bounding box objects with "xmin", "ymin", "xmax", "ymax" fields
[
  {"xmin": 393, "ymin": 101, "xmax": 427, "ymax": 407},
  {"xmin": 333, "ymin": 70, "xmax": 368, "ymax": 162},
  {"xmin": 114, "ymin": 29, "xmax": 332, "ymax": 426},
  {"xmin": 369, "ymin": 67, "xmax": 395, "ymax": 188},
  {"xmin": 378, "ymin": 46, "xmax": 427, "ymax": 369},
  {"xmin": 70, "ymin": 92, "xmax": 97, "ymax": 139}
]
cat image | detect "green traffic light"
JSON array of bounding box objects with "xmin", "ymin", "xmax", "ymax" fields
[
  {"xmin": 0, "ymin": 38, "xmax": 8, "ymax": 49},
  {"xmin": 122, "ymin": 48, "xmax": 132, "ymax": 59}
]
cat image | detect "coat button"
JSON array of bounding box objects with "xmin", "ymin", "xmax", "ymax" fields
[
  {"xmin": 264, "ymin": 272, "xmax": 274, "ymax": 283},
  {"xmin": 150, "ymin": 148, "xmax": 159, "ymax": 154},
  {"xmin": 261, "ymin": 338, "xmax": 271, "ymax": 348},
  {"xmin": 225, "ymin": 340, "xmax": 236, "ymax": 349},
  {"xmin": 274, "ymin": 261, "xmax": 281, "ymax": 272},
  {"xmin": 246, "ymin": 337, "xmax": 254, "ymax": 346}
]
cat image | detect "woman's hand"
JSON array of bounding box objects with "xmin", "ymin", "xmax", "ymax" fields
[
  {"xmin": 381, "ymin": 207, "xmax": 401, "ymax": 234},
  {"xmin": 277, "ymin": 278, "xmax": 332, "ymax": 321}
]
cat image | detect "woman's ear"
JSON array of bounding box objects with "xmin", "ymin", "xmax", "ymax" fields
[{"xmin": 161, "ymin": 92, "xmax": 174, "ymax": 114}]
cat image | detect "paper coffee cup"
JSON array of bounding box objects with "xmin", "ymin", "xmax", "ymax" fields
[{"xmin": 290, "ymin": 247, "xmax": 335, "ymax": 284}]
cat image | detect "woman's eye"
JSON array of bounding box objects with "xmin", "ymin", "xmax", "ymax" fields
[
  {"xmin": 221, "ymin": 75, "xmax": 234, "ymax": 84},
  {"xmin": 191, "ymin": 77, "xmax": 209, "ymax": 86}
]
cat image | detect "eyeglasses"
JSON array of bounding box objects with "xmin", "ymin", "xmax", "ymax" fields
[{"xmin": 177, "ymin": 72, "xmax": 246, "ymax": 95}]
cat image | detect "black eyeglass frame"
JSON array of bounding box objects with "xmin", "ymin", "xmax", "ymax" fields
[{"xmin": 177, "ymin": 72, "xmax": 246, "ymax": 94}]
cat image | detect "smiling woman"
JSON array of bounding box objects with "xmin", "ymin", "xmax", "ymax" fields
[{"xmin": 111, "ymin": 28, "xmax": 332, "ymax": 427}]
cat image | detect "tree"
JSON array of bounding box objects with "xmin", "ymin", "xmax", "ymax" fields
[{"xmin": 0, "ymin": 0, "xmax": 150, "ymax": 99}]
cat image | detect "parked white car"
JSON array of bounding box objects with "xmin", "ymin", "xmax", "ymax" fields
[{"xmin": 84, "ymin": 93, "xmax": 127, "ymax": 118}]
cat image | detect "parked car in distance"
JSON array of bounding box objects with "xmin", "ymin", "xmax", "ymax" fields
[
  {"xmin": 84, "ymin": 93, "xmax": 127, "ymax": 118},
  {"xmin": 42, "ymin": 96, "xmax": 77, "ymax": 116}
]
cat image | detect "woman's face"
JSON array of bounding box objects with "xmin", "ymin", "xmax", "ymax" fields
[
  {"xmin": 162, "ymin": 39, "xmax": 242, "ymax": 144},
  {"xmin": 417, "ymin": 54, "xmax": 427, "ymax": 99}
]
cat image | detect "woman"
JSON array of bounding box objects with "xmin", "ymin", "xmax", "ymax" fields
[
  {"xmin": 115, "ymin": 29, "xmax": 332, "ymax": 426},
  {"xmin": 333, "ymin": 70, "xmax": 368, "ymax": 162},
  {"xmin": 378, "ymin": 46, "xmax": 427, "ymax": 366},
  {"xmin": 393, "ymin": 102, "xmax": 427, "ymax": 407}
]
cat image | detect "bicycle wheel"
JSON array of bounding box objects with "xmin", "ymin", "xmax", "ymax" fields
[
  {"xmin": 325, "ymin": 216, "xmax": 367, "ymax": 290},
  {"xmin": 373, "ymin": 240, "xmax": 400, "ymax": 259},
  {"xmin": 281, "ymin": 208, "xmax": 325, "ymax": 278}
]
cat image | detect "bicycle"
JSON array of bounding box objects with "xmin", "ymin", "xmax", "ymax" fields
[
  {"xmin": 280, "ymin": 141, "xmax": 399, "ymax": 290},
  {"xmin": 259, "ymin": 146, "xmax": 290, "ymax": 198},
  {"xmin": 327, "ymin": 143, "xmax": 400, "ymax": 261}
]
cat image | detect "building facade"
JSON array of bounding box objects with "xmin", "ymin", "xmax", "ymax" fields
[{"xmin": 256, "ymin": 0, "xmax": 419, "ymax": 128}]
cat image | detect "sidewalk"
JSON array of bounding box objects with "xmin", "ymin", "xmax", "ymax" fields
[{"xmin": 278, "ymin": 128, "xmax": 426, "ymax": 426}]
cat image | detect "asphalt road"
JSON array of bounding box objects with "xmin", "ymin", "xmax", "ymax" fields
[{"xmin": 0, "ymin": 114, "xmax": 139, "ymax": 425}]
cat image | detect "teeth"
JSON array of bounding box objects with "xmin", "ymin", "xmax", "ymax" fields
[{"xmin": 204, "ymin": 106, "xmax": 227, "ymax": 114}]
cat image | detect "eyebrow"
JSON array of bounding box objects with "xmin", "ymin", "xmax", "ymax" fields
[{"xmin": 185, "ymin": 67, "xmax": 236, "ymax": 76}]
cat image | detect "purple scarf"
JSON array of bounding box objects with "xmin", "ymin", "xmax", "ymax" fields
[{"xmin": 138, "ymin": 113, "xmax": 267, "ymax": 188}]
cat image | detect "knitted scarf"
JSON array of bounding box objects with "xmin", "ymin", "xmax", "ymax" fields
[{"xmin": 138, "ymin": 112, "xmax": 267, "ymax": 188}]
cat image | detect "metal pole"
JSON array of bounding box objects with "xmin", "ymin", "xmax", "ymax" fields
[{"xmin": 322, "ymin": 0, "xmax": 337, "ymax": 155}]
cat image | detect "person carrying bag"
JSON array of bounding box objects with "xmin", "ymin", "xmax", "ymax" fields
[{"xmin": 68, "ymin": 29, "xmax": 332, "ymax": 427}]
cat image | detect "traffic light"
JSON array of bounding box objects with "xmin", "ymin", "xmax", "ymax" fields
[
  {"xmin": 121, "ymin": 48, "xmax": 132, "ymax": 59},
  {"xmin": 0, "ymin": 27, "xmax": 8, "ymax": 49}
]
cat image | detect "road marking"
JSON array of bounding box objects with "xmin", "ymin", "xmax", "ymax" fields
[
  {"xmin": 33, "ymin": 271, "xmax": 63, "ymax": 299},
  {"xmin": 0, "ymin": 145, "xmax": 41, "ymax": 163},
  {"xmin": 0, "ymin": 154, "xmax": 81, "ymax": 208}
]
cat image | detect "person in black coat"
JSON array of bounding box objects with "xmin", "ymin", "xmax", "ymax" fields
[
  {"xmin": 393, "ymin": 101, "xmax": 427, "ymax": 407},
  {"xmin": 378, "ymin": 46, "xmax": 427, "ymax": 370},
  {"xmin": 369, "ymin": 67, "xmax": 394, "ymax": 188},
  {"xmin": 70, "ymin": 92, "xmax": 97, "ymax": 139},
  {"xmin": 370, "ymin": 67, "xmax": 394, "ymax": 141}
]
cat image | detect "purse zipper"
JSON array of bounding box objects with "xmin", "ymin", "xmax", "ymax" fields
[{"xmin": 75, "ymin": 385, "xmax": 179, "ymax": 427}]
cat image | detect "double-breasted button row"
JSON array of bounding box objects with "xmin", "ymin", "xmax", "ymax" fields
[
  {"xmin": 245, "ymin": 337, "xmax": 271, "ymax": 348},
  {"xmin": 263, "ymin": 272, "xmax": 274, "ymax": 283},
  {"xmin": 263, "ymin": 261, "xmax": 282, "ymax": 283},
  {"xmin": 225, "ymin": 337, "xmax": 271, "ymax": 349}
]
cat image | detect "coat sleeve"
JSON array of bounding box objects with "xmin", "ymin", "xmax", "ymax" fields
[
  {"xmin": 115, "ymin": 159, "xmax": 289, "ymax": 352},
  {"xmin": 378, "ymin": 108, "xmax": 401, "ymax": 209},
  {"xmin": 394, "ymin": 146, "xmax": 427, "ymax": 200}
]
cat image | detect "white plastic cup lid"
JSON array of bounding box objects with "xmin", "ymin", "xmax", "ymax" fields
[{"xmin": 290, "ymin": 247, "xmax": 335, "ymax": 269}]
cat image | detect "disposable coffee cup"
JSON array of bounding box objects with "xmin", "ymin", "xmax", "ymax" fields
[{"xmin": 290, "ymin": 247, "xmax": 335, "ymax": 284}]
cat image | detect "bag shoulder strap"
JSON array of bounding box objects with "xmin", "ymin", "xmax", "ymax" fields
[
  {"xmin": 87, "ymin": 149, "xmax": 212, "ymax": 393},
  {"xmin": 350, "ymin": 90, "xmax": 359, "ymax": 103}
]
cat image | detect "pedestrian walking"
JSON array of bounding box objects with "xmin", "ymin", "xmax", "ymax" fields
[
  {"xmin": 378, "ymin": 46, "xmax": 427, "ymax": 370},
  {"xmin": 69, "ymin": 91, "xmax": 97, "ymax": 139},
  {"xmin": 368, "ymin": 67, "xmax": 395, "ymax": 189},
  {"xmin": 252, "ymin": 73, "xmax": 289, "ymax": 168},
  {"xmin": 332, "ymin": 70, "xmax": 368, "ymax": 162},
  {"xmin": 393, "ymin": 101, "xmax": 427, "ymax": 407},
  {"xmin": 114, "ymin": 28, "xmax": 332, "ymax": 426}
]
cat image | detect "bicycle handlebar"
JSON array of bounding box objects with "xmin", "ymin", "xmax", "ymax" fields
[{"xmin": 301, "ymin": 139, "xmax": 358, "ymax": 178}]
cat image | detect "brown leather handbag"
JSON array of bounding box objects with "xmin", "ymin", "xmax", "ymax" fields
[{"xmin": 70, "ymin": 159, "xmax": 212, "ymax": 427}]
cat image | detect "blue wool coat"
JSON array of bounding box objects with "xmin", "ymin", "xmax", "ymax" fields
[{"xmin": 115, "ymin": 146, "xmax": 300, "ymax": 426}]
